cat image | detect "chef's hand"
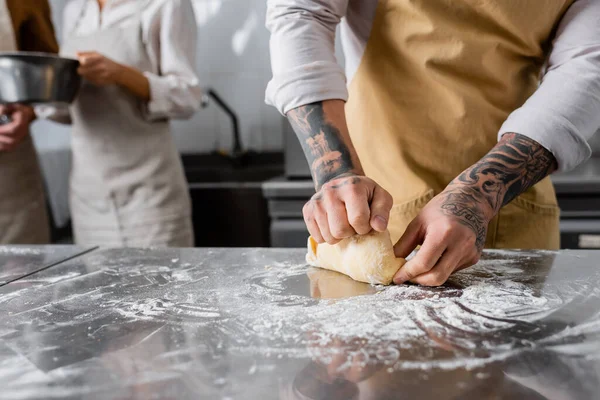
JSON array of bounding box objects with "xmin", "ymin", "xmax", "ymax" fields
[
  {"xmin": 287, "ymin": 101, "xmax": 393, "ymax": 245},
  {"xmin": 0, "ymin": 105, "xmax": 36, "ymax": 151},
  {"xmin": 392, "ymin": 186, "xmax": 492, "ymax": 287},
  {"xmin": 392, "ymin": 133, "xmax": 558, "ymax": 287},
  {"xmin": 77, "ymin": 51, "xmax": 123, "ymax": 86},
  {"xmin": 303, "ymin": 173, "xmax": 393, "ymax": 245}
]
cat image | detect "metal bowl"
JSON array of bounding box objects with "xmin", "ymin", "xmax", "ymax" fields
[{"xmin": 0, "ymin": 52, "xmax": 82, "ymax": 105}]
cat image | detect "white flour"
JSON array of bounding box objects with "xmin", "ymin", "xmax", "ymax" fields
[
  {"xmin": 99, "ymin": 252, "xmax": 600, "ymax": 372},
  {"xmin": 220, "ymin": 253, "xmax": 598, "ymax": 371},
  {"xmin": 8, "ymin": 250, "xmax": 597, "ymax": 376},
  {"xmin": 0, "ymin": 247, "xmax": 42, "ymax": 255}
]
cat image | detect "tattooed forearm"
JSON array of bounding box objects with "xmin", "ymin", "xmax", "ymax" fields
[
  {"xmin": 440, "ymin": 133, "xmax": 557, "ymax": 249},
  {"xmin": 287, "ymin": 102, "xmax": 361, "ymax": 189},
  {"xmin": 451, "ymin": 133, "xmax": 557, "ymax": 212}
]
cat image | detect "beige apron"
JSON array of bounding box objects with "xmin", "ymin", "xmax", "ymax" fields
[
  {"xmin": 0, "ymin": 0, "xmax": 50, "ymax": 245},
  {"xmin": 346, "ymin": 0, "xmax": 574, "ymax": 249},
  {"xmin": 60, "ymin": 6, "xmax": 194, "ymax": 248}
]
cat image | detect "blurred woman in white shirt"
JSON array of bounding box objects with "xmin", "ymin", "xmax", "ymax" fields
[{"xmin": 59, "ymin": 0, "xmax": 201, "ymax": 247}]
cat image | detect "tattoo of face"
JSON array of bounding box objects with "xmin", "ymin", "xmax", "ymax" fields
[
  {"xmin": 440, "ymin": 133, "xmax": 557, "ymax": 250},
  {"xmin": 287, "ymin": 103, "xmax": 355, "ymax": 189}
]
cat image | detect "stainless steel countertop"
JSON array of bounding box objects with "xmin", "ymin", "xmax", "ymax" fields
[
  {"xmin": 0, "ymin": 245, "xmax": 93, "ymax": 286},
  {"xmin": 0, "ymin": 247, "xmax": 599, "ymax": 399}
]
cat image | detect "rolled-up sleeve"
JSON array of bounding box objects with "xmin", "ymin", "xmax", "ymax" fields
[
  {"xmin": 143, "ymin": 0, "xmax": 202, "ymax": 121},
  {"xmin": 265, "ymin": 0, "xmax": 349, "ymax": 115},
  {"xmin": 499, "ymin": 0, "xmax": 600, "ymax": 172}
]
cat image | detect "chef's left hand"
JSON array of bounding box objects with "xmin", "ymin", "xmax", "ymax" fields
[
  {"xmin": 392, "ymin": 186, "xmax": 493, "ymax": 286},
  {"xmin": 0, "ymin": 105, "xmax": 36, "ymax": 151},
  {"xmin": 77, "ymin": 51, "xmax": 123, "ymax": 86}
]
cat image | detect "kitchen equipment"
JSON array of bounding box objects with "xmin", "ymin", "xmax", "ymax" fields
[
  {"xmin": 553, "ymin": 157, "xmax": 600, "ymax": 249},
  {"xmin": 201, "ymin": 88, "xmax": 262, "ymax": 167},
  {"xmin": 263, "ymin": 177, "xmax": 314, "ymax": 247},
  {"xmin": 0, "ymin": 52, "xmax": 81, "ymax": 105}
]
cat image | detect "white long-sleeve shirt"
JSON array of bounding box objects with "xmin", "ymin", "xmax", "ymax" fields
[
  {"xmin": 266, "ymin": 0, "xmax": 600, "ymax": 172},
  {"xmin": 63, "ymin": 0, "xmax": 202, "ymax": 120}
]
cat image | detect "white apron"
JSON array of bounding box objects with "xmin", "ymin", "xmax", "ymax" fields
[
  {"xmin": 60, "ymin": 6, "xmax": 194, "ymax": 248},
  {"xmin": 0, "ymin": 0, "xmax": 50, "ymax": 244}
]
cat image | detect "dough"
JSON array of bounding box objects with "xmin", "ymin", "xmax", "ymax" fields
[{"xmin": 306, "ymin": 230, "xmax": 406, "ymax": 285}]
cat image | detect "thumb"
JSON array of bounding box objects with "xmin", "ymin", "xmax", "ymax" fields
[
  {"xmin": 394, "ymin": 218, "xmax": 422, "ymax": 259},
  {"xmin": 369, "ymin": 186, "xmax": 393, "ymax": 232}
]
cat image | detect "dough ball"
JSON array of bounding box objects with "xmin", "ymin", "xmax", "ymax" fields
[{"xmin": 306, "ymin": 230, "xmax": 406, "ymax": 285}]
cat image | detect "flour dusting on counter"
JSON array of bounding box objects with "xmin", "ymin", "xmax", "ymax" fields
[
  {"xmin": 2, "ymin": 247, "xmax": 600, "ymax": 390},
  {"xmin": 0, "ymin": 247, "xmax": 42, "ymax": 255},
  {"xmin": 224, "ymin": 251, "xmax": 600, "ymax": 371}
]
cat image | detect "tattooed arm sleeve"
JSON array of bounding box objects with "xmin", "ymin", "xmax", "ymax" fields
[
  {"xmin": 440, "ymin": 133, "xmax": 557, "ymax": 250},
  {"xmin": 287, "ymin": 100, "xmax": 363, "ymax": 189}
]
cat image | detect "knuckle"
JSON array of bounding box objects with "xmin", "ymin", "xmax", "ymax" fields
[
  {"xmin": 402, "ymin": 268, "xmax": 416, "ymax": 281},
  {"xmin": 302, "ymin": 202, "xmax": 312, "ymax": 216},
  {"xmin": 323, "ymin": 189, "xmax": 338, "ymax": 202},
  {"xmin": 411, "ymin": 262, "xmax": 431, "ymax": 276},
  {"xmin": 303, "ymin": 209, "xmax": 314, "ymax": 222},
  {"xmin": 324, "ymin": 233, "xmax": 340, "ymax": 244},
  {"xmin": 330, "ymin": 224, "xmax": 353, "ymax": 239},
  {"xmin": 320, "ymin": 231, "xmax": 334, "ymax": 243},
  {"xmin": 438, "ymin": 224, "xmax": 453, "ymax": 240},
  {"xmin": 348, "ymin": 211, "xmax": 369, "ymax": 226},
  {"xmin": 383, "ymin": 191, "xmax": 393, "ymax": 206},
  {"xmin": 347, "ymin": 185, "xmax": 363, "ymax": 198},
  {"xmin": 303, "ymin": 213, "xmax": 314, "ymax": 226},
  {"xmin": 423, "ymin": 273, "xmax": 447, "ymax": 287},
  {"xmin": 463, "ymin": 235, "xmax": 477, "ymax": 248}
]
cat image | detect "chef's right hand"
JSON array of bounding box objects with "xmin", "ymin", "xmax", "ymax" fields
[
  {"xmin": 303, "ymin": 174, "xmax": 393, "ymax": 245},
  {"xmin": 0, "ymin": 105, "xmax": 35, "ymax": 152}
]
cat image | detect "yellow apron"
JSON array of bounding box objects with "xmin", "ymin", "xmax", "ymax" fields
[{"xmin": 346, "ymin": 0, "xmax": 574, "ymax": 249}]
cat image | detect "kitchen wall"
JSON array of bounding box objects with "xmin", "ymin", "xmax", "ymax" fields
[
  {"xmin": 38, "ymin": 0, "xmax": 346, "ymax": 227},
  {"xmin": 39, "ymin": 0, "xmax": 290, "ymax": 154}
]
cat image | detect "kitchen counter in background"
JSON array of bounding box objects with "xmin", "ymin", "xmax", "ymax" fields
[
  {"xmin": 184, "ymin": 152, "xmax": 284, "ymax": 247},
  {"xmin": 0, "ymin": 246, "xmax": 599, "ymax": 399},
  {"xmin": 40, "ymin": 150, "xmax": 600, "ymax": 249},
  {"xmin": 553, "ymin": 157, "xmax": 600, "ymax": 248},
  {"xmin": 264, "ymin": 157, "xmax": 600, "ymax": 249}
]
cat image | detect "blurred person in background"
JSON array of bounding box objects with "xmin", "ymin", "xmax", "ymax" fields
[
  {"xmin": 55, "ymin": 0, "xmax": 201, "ymax": 247},
  {"xmin": 0, "ymin": 0, "xmax": 58, "ymax": 244}
]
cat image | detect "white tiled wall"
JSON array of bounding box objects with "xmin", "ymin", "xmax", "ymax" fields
[
  {"xmin": 178, "ymin": 0, "xmax": 285, "ymax": 153},
  {"xmin": 39, "ymin": 0, "xmax": 348, "ymax": 154},
  {"xmin": 40, "ymin": 0, "xmax": 286, "ymax": 154}
]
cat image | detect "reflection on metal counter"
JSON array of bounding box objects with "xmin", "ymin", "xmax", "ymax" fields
[{"xmin": 0, "ymin": 247, "xmax": 599, "ymax": 399}]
